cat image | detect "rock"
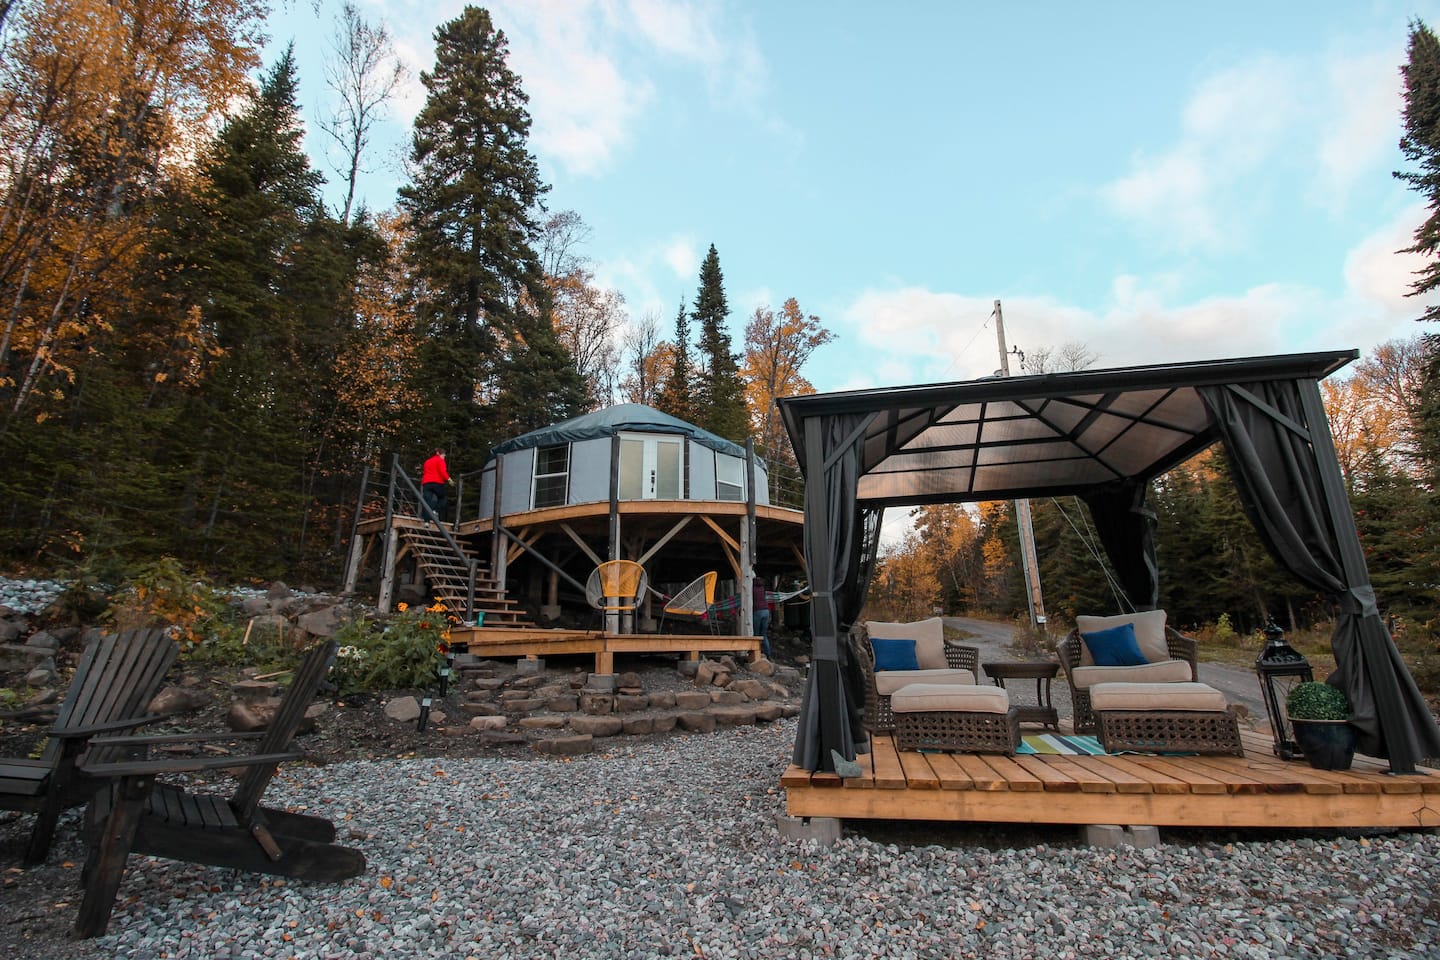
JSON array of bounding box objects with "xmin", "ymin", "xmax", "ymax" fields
[
  {"xmin": 621, "ymin": 715, "xmax": 655, "ymax": 735},
  {"xmin": 648, "ymin": 691, "xmax": 677, "ymax": 709},
  {"xmin": 246, "ymin": 614, "xmax": 289, "ymax": 644},
  {"xmin": 753, "ymin": 702, "xmax": 784, "ymax": 722},
  {"xmin": 266, "ymin": 581, "xmax": 293, "ymax": 601},
  {"xmin": 533, "ymin": 735, "xmax": 593, "ymax": 755},
  {"xmin": 229, "ymin": 697, "xmax": 279, "ymax": 732},
  {"xmin": 711, "ymin": 705, "xmax": 757, "ymax": 726},
  {"xmin": 0, "ymin": 621, "xmax": 23, "ymax": 643},
  {"xmin": 614, "ymin": 694, "xmax": 649, "ymax": 713},
  {"xmin": 438, "ymin": 725, "xmax": 474, "ymax": 737},
  {"xmin": 472, "ymin": 677, "xmax": 506, "ymax": 691},
  {"xmin": 729, "ymin": 678, "xmax": 770, "ymax": 700},
  {"xmin": 579, "ymin": 693, "xmax": 614, "ymax": 715},
  {"xmin": 674, "ymin": 691, "xmax": 711, "ymax": 710},
  {"xmin": 238, "ymin": 596, "xmax": 271, "ymax": 617},
  {"xmin": 518, "ymin": 716, "xmax": 567, "ymax": 730},
  {"xmin": 695, "ymin": 660, "xmax": 724, "ymax": 686},
  {"xmin": 502, "ymin": 698, "xmax": 545, "ymax": 713},
  {"xmin": 511, "ymin": 673, "xmax": 548, "ymax": 689},
  {"xmin": 651, "ymin": 713, "xmax": 678, "ymax": 733},
  {"xmin": 748, "ymin": 658, "xmax": 776, "ymax": 677},
  {"xmin": 458, "ymin": 702, "xmax": 501, "ymax": 717},
  {"xmin": 148, "ymin": 685, "xmax": 212, "ymax": 715},
  {"xmin": 25, "ymin": 663, "xmax": 55, "ymax": 686},
  {"xmin": 616, "ymin": 671, "xmax": 643, "ymax": 691},
  {"xmin": 23, "ymin": 687, "xmax": 58, "ymax": 707},
  {"xmin": 469, "ymin": 716, "xmax": 507, "ymax": 731},
  {"xmin": 232, "ymin": 679, "xmax": 281, "ymax": 702},
  {"xmin": 709, "ymin": 690, "xmax": 747, "ymax": 705},
  {"xmin": 0, "ymin": 643, "xmax": 50, "ymax": 672},
  {"xmin": 383, "ymin": 696, "xmax": 422, "ymax": 723},
  {"xmin": 546, "ymin": 695, "xmax": 579, "ymax": 712},
  {"xmin": 569, "ymin": 715, "xmax": 623, "ymax": 737},
  {"xmin": 24, "ymin": 630, "xmax": 59, "ymax": 650},
  {"xmin": 676, "ymin": 712, "xmax": 716, "ymax": 733},
  {"xmin": 296, "ymin": 604, "xmax": 355, "ymax": 639}
]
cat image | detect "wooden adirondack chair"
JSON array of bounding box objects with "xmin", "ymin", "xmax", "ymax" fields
[
  {"xmin": 0, "ymin": 627, "xmax": 177, "ymax": 866},
  {"xmin": 72, "ymin": 640, "xmax": 366, "ymax": 938}
]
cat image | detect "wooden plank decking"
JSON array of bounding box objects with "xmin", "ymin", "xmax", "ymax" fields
[
  {"xmin": 448, "ymin": 625, "xmax": 761, "ymax": 673},
  {"xmin": 782, "ymin": 726, "xmax": 1440, "ymax": 830}
]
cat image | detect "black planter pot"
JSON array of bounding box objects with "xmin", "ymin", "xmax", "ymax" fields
[{"xmin": 1291, "ymin": 718, "xmax": 1356, "ymax": 771}]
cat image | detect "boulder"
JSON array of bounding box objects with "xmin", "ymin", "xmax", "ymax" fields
[
  {"xmin": 383, "ymin": 696, "xmax": 422, "ymax": 723},
  {"xmin": 148, "ymin": 685, "xmax": 212, "ymax": 715},
  {"xmin": 569, "ymin": 715, "xmax": 622, "ymax": 737},
  {"xmin": 0, "ymin": 643, "xmax": 51, "ymax": 672},
  {"xmin": 676, "ymin": 712, "xmax": 716, "ymax": 733},
  {"xmin": 238, "ymin": 596, "xmax": 272, "ymax": 617},
  {"xmin": 518, "ymin": 716, "xmax": 567, "ymax": 730},
  {"xmin": 266, "ymin": 581, "xmax": 293, "ymax": 602},
  {"xmin": 534, "ymin": 735, "xmax": 593, "ymax": 755},
  {"xmin": 748, "ymin": 658, "xmax": 777, "ymax": 677},
  {"xmin": 729, "ymin": 678, "xmax": 770, "ymax": 700},
  {"xmin": 0, "ymin": 621, "xmax": 24, "ymax": 643},
  {"xmin": 296, "ymin": 604, "xmax": 355, "ymax": 639},
  {"xmin": 25, "ymin": 662, "xmax": 55, "ymax": 686},
  {"xmin": 647, "ymin": 691, "xmax": 677, "ymax": 709},
  {"xmin": 674, "ymin": 691, "xmax": 711, "ymax": 710},
  {"xmin": 24, "ymin": 631, "xmax": 59, "ymax": 650},
  {"xmin": 470, "ymin": 715, "xmax": 508, "ymax": 731},
  {"xmin": 614, "ymin": 694, "xmax": 649, "ymax": 713},
  {"xmin": 711, "ymin": 705, "xmax": 757, "ymax": 726}
]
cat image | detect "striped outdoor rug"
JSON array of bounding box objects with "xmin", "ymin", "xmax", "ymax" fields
[{"xmin": 1015, "ymin": 734, "xmax": 1107, "ymax": 755}]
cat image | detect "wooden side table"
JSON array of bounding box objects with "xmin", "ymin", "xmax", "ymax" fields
[{"xmin": 982, "ymin": 661, "xmax": 1060, "ymax": 729}]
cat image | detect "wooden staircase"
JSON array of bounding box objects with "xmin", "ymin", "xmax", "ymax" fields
[{"xmin": 399, "ymin": 525, "xmax": 534, "ymax": 628}]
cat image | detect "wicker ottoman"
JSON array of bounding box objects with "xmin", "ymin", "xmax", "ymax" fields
[
  {"xmin": 1090, "ymin": 681, "xmax": 1244, "ymax": 756},
  {"xmin": 891, "ymin": 683, "xmax": 1019, "ymax": 755}
]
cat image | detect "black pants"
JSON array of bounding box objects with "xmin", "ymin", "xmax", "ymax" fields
[{"xmin": 422, "ymin": 483, "xmax": 447, "ymax": 522}]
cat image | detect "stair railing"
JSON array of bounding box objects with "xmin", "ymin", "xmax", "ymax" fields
[{"xmin": 389, "ymin": 454, "xmax": 480, "ymax": 623}]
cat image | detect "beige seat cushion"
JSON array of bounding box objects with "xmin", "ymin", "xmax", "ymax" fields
[
  {"xmin": 891, "ymin": 683, "xmax": 1010, "ymax": 714},
  {"xmin": 1071, "ymin": 659, "xmax": 1194, "ymax": 689},
  {"xmin": 867, "ymin": 617, "xmax": 946, "ymax": 670},
  {"xmin": 874, "ymin": 668, "xmax": 975, "ymax": 696},
  {"xmin": 1075, "ymin": 610, "xmax": 1169, "ymax": 665},
  {"xmin": 1089, "ymin": 681, "xmax": 1228, "ymax": 713}
]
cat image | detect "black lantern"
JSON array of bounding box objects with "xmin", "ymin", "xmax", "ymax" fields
[{"xmin": 1254, "ymin": 620, "xmax": 1313, "ymax": 760}]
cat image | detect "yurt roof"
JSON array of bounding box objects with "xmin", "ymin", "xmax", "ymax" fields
[{"xmin": 491, "ymin": 404, "xmax": 748, "ymax": 458}]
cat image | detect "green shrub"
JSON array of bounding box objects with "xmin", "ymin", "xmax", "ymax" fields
[
  {"xmin": 326, "ymin": 601, "xmax": 452, "ymax": 696},
  {"xmin": 1286, "ymin": 680, "xmax": 1351, "ymax": 721}
]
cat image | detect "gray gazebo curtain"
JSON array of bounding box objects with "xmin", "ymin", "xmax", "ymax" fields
[
  {"xmin": 1081, "ymin": 477, "xmax": 1161, "ymax": 612},
  {"xmin": 1199, "ymin": 379, "xmax": 1440, "ymax": 772},
  {"xmin": 791, "ymin": 412, "xmax": 884, "ymax": 773}
]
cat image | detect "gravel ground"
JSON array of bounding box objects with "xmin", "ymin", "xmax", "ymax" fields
[{"xmin": 4, "ymin": 719, "xmax": 1440, "ymax": 960}]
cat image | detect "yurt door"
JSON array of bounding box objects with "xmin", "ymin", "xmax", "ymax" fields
[{"xmin": 619, "ymin": 434, "xmax": 683, "ymax": 499}]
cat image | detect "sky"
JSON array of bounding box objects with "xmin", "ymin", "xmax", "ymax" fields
[
  {"xmin": 262, "ymin": 0, "xmax": 1440, "ymax": 391},
  {"xmin": 266, "ymin": 0, "xmax": 1440, "ymax": 393}
]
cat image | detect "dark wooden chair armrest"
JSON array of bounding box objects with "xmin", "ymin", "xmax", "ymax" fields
[
  {"xmin": 51, "ymin": 714, "xmax": 168, "ymax": 740},
  {"xmin": 79, "ymin": 751, "xmax": 303, "ymax": 779},
  {"xmin": 88, "ymin": 730, "xmax": 267, "ymax": 750}
]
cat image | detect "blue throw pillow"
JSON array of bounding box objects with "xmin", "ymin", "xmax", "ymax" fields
[
  {"xmin": 871, "ymin": 637, "xmax": 919, "ymax": 671},
  {"xmin": 1081, "ymin": 623, "xmax": 1148, "ymax": 667}
]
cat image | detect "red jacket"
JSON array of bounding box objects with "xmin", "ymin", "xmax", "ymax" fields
[{"xmin": 422, "ymin": 454, "xmax": 450, "ymax": 485}]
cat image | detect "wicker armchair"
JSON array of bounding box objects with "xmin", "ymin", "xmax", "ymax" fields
[
  {"xmin": 1057, "ymin": 626, "xmax": 1198, "ymax": 733},
  {"xmin": 858, "ymin": 628, "xmax": 979, "ymax": 734}
]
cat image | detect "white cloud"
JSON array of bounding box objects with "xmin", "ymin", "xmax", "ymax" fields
[
  {"xmin": 1103, "ymin": 57, "xmax": 1299, "ymax": 252},
  {"xmin": 1102, "ymin": 41, "xmax": 1408, "ymax": 250}
]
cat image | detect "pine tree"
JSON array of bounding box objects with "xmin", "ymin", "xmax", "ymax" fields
[
  {"xmin": 1398, "ymin": 20, "xmax": 1440, "ymax": 322},
  {"xmin": 690, "ymin": 244, "xmax": 749, "ymax": 440},
  {"xmin": 399, "ymin": 6, "xmax": 583, "ymax": 460},
  {"xmin": 655, "ymin": 298, "xmax": 695, "ymax": 421}
]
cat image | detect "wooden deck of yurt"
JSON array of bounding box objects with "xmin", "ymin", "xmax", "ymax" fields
[
  {"xmin": 782, "ymin": 726, "xmax": 1440, "ymax": 830},
  {"xmin": 447, "ymin": 624, "xmax": 760, "ymax": 674}
]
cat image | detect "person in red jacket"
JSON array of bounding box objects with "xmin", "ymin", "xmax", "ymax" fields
[{"xmin": 421, "ymin": 448, "xmax": 451, "ymax": 522}]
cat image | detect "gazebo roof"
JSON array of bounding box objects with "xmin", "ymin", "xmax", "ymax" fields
[{"xmin": 778, "ymin": 350, "xmax": 1356, "ymax": 506}]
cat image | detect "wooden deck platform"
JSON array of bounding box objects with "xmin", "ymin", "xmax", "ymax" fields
[
  {"xmin": 448, "ymin": 625, "xmax": 761, "ymax": 674},
  {"xmin": 782, "ymin": 726, "xmax": 1440, "ymax": 831}
]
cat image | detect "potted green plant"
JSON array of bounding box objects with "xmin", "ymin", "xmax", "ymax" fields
[{"xmin": 1285, "ymin": 680, "xmax": 1355, "ymax": 770}]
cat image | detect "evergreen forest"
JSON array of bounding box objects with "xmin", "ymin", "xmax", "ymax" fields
[{"xmin": 2, "ymin": 2, "xmax": 1440, "ymax": 670}]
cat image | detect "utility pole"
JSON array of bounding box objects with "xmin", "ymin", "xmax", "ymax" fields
[{"xmin": 993, "ymin": 300, "xmax": 1047, "ymax": 632}]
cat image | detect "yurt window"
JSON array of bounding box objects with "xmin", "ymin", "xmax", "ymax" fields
[
  {"xmin": 715, "ymin": 455, "xmax": 745, "ymax": 501},
  {"xmin": 532, "ymin": 444, "xmax": 570, "ymax": 508}
]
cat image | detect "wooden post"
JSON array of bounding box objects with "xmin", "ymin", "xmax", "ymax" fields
[
  {"xmin": 491, "ymin": 457, "xmax": 507, "ymax": 593},
  {"xmin": 742, "ymin": 437, "xmax": 757, "ymax": 638},
  {"xmin": 378, "ymin": 456, "xmax": 399, "ymax": 613},
  {"xmin": 341, "ymin": 464, "xmax": 370, "ymax": 594},
  {"xmin": 607, "ymin": 434, "xmax": 621, "ymax": 635}
]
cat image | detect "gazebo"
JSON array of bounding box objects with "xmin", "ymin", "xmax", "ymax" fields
[{"xmin": 777, "ymin": 349, "xmax": 1440, "ymax": 777}]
